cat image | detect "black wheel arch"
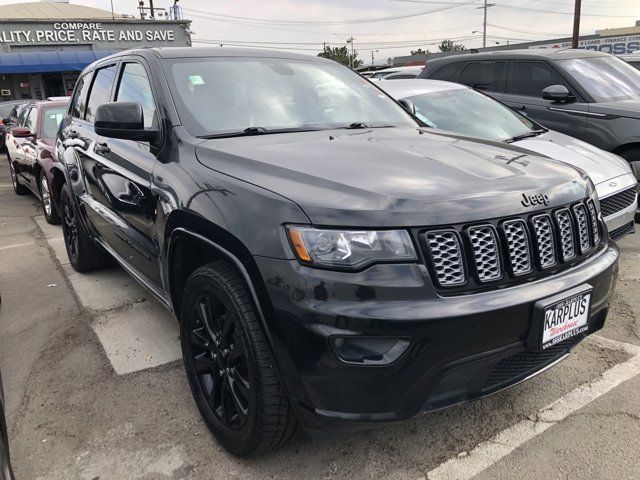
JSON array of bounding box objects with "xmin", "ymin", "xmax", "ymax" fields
[
  {"xmin": 164, "ymin": 215, "xmax": 296, "ymax": 406},
  {"xmin": 164, "ymin": 211, "xmax": 277, "ymax": 331}
]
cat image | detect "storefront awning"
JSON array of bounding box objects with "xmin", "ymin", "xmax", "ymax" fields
[{"xmin": 0, "ymin": 50, "xmax": 119, "ymax": 74}]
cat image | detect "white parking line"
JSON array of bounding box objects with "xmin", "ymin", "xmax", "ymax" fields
[
  {"xmin": 426, "ymin": 335, "xmax": 640, "ymax": 480},
  {"xmin": 0, "ymin": 241, "xmax": 36, "ymax": 251}
]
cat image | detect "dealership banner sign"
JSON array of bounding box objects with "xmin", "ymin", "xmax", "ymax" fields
[
  {"xmin": 0, "ymin": 21, "xmax": 190, "ymax": 51},
  {"xmin": 531, "ymin": 35, "xmax": 640, "ymax": 55}
]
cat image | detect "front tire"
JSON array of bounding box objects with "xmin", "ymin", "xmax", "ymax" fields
[
  {"xmin": 39, "ymin": 170, "xmax": 60, "ymax": 225},
  {"xmin": 8, "ymin": 159, "xmax": 28, "ymax": 195},
  {"xmin": 60, "ymin": 184, "xmax": 111, "ymax": 272},
  {"xmin": 180, "ymin": 262, "xmax": 295, "ymax": 457}
]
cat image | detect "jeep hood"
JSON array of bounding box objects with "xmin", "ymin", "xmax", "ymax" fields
[{"xmin": 196, "ymin": 128, "xmax": 591, "ymax": 227}]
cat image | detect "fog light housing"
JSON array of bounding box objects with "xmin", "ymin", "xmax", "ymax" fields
[{"xmin": 332, "ymin": 337, "xmax": 411, "ymax": 365}]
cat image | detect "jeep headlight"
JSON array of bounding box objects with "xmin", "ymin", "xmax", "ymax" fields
[{"xmin": 286, "ymin": 226, "xmax": 417, "ymax": 269}]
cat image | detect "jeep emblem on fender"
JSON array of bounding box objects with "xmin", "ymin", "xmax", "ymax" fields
[{"xmin": 521, "ymin": 193, "xmax": 550, "ymax": 207}]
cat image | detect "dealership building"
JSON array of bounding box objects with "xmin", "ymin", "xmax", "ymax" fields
[
  {"xmin": 0, "ymin": 0, "xmax": 191, "ymax": 100},
  {"xmin": 392, "ymin": 21, "xmax": 640, "ymax": 66}
]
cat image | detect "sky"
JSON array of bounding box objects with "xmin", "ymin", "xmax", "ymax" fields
[{"xmin": 3, "ymin": 0, "xmax": 640, "ymax": 64}]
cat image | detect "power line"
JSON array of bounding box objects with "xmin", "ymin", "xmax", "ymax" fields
[
  {"xmin": 487, "ymin": 23, "xmax": 566, "ymax": 36},
  {"xmin": 182, "ymin": 1, "xmax": 480, "ymax": 26},
  {"xmin": 494, "ymin": 4, "xmax": 640, "ymax": 18},
  {"xmin": 186, "ymin": 11, "xmax": 481, "ymax": 37}
]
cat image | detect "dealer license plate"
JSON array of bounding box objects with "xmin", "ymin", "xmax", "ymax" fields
[
  {"xmin": 529, "ymin": 285, "xmax": 593, "ymax": 351},
  {"xmin": 539, "ymin": 290, "xmax": 591, "ymax": 350}
]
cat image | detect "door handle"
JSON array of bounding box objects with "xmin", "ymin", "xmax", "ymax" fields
[{"xmin": 95, "ymin": 142, "xmax": 111, "ymax": 155}]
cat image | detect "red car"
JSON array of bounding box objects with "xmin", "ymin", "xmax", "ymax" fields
[{"xmin": 6, "ymin": 100, "xmax": 69, "ymax": 224}]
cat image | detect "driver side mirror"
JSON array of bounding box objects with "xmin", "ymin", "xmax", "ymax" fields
[
  {"xmin": 2, "ymin": 116, "xmax": 11, "ymax": 125},
  {"xmin": 11, "ymin": 127, "xmax": 34, "ymax": 138},
  {"xmin": 542, "ymin": 85, "xmax": 575, "ymax": 103},
  {"xmin": 94, "ymin": 102, "xmax": 159, "ymax": 142},
  {"xmin": 398, "ymin": 98, "xmax": 416, "ymax": 114}
]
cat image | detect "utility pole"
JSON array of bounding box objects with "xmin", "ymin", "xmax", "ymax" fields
[
  {"xmin": 347, "ymin": 36, "xmax": 355, "ymax": 69},
  {"xmin": 572, "ymin": 0, "xmax": 582, "ymax": 49},
  {"xmin": 371, "ymin": 49, "xmax": 378, "ymax": 67},
  {"xmin": 149, "ymin": 0, "xmax": 155, "ymax": 18},
  {"xmin": 476, "ymin": 0, "xmax": 495, "ymax": 49}
]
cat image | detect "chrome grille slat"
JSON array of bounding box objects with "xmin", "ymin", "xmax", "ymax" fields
[
  {"xmin": 468, "ymin": 225, "xmax": 501, "ymax": 282},
  {"xmin": 554, "ymin": 209, "xmax": 576, "ymax": 262},
  {"xmin": 503, "ymin": 219, "xmax": 532, "ymax": 276},
  {"xmin": 532, "ymin": 215, "xmax": 557, "ymax": 269},
  {"xmin": 572, "ymin": 203, "xmax": 591, "ymax": 255},
  {"xmin": 425, "ymin": 230, "xmax": 465, "ymax": 287},
  {"xmin": 586, "ymin": 199, "xmax": 600, "ymax": 245}
]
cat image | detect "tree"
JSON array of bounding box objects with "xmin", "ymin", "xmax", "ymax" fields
[
  {"xmin": 410, "ymin": 48, "xmax": 430, "ymax": 55},
  {"xmin": 438, "ymin": 40, "xmax": 466, "ymax": 52},
  {"xmin": 317, "ymin": 45, "xmax": 363, "ymax": 69}
]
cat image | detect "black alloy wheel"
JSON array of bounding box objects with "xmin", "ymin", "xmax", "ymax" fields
[
  {"xmin": 190, "ymin": 293, "xmax": 251, "ymax": 430},
  {"xmin": 181, "ymin": 262, "xmax": 295, "ymax": 456}
]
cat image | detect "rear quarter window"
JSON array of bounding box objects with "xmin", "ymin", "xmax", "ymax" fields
[
  {"xmin": 428, "ymin": 62, "xmax": 464, "ymax": 82},
  {"xmin": 459, "ymin": 61, "xmax": 506, "ymax": 91}
]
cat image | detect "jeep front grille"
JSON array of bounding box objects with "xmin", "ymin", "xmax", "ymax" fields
[
  {"xmin": 572, "ymin": 203, "xmax": 590, "ymax": 255},
  {"xmin": 586, "ymin": 199, "xmax": 600, "ymax": 245},
  {"xmin": 467, "ymin": 225, "xmax": 502, "ymax": 282},
  {"xmin": 424, "ymin": 230, "xmax": 466, "ymax": 287},
  {"xmin": 531, "ymin": 215, "xmax": 556, "ymax": 269},
  {"xmin": 502, "ymin": 220, "xmax": 532, "ymax": 276},
  {"xmin": 421, "ymin": 199, "xmax": 601, "ymax": 292},
  {"xmin": 554, "ymin": 209, "xmax": 576, "ymax": 262},
  {"xmin": 599, "ymin": 186, "xmax": 638, "ymax": 218}
]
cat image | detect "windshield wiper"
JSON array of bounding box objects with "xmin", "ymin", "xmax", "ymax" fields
[
  {"xmin": 197, "ymin": 126, "xmax": 320, "ymax": 139},
  {"xmin": 344, "ymin": 122, "xmax": 371, "ymax": 129},
  {"xmin": 340, "ymin": 123, "xmax": 399, "ymax": 130},
  {"xmin": 505, "ymin": 129, "xmax": 546, "ymax": 143}
]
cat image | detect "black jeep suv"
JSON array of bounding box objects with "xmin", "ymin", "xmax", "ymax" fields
[{"xmin": 54, "ymin": 47, "xmax": 618, "ymax": 456}]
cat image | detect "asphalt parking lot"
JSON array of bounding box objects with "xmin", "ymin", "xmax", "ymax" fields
[{"xmin": 1, "ymin": 156, "xmax": 639, "ymax": 480}]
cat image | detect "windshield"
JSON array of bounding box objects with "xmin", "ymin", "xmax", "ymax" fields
[
  {"xmin": 0, "ymin": 103, "xmax": 18, "ymax": 116},
  {"xmin": 41, "ymin": 105, "xmax": 67, "ymax": 138},
  {"xmin": 165, "ymin": 57, "xmax": 417, "ymax": 137},
  {"xmin": 406, "ymin": 87, "xmax": 538, "ymax": 142},
  {"xmin": 558, "ymin": 56, "xmax": 640, "ymax": 102}
]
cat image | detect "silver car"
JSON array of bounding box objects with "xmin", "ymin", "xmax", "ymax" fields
[{"xmin": 380, "ymin": 79, "xmax": 638, "ymax": 240}]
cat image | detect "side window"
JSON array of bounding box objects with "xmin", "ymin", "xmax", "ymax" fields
[
  {"xmin": 115, "ymin": 62, "xmax": 156, "ymax": 129},
  {"xmin": 70, "ymin": 74, "xmax": 91, "ymax": 119},
  {"xmin": 25, "ymin": 107, "xmax": 38, "ymax": 132},
  {"xmin": 429, "ymin": 62, "xmax": 464, "ymax": 82},
  {"xmin": 508, "ymin": 61, "xmax": 569, "ymax": 97},
  {"xmin": 16, "ymin": 106, "xmax": 31, "ymax": 126},
  {"xmin": 85, "ymin": 65, "xmax": 117, "ymax": 123},
  {"xmin": 460, "ymin": 61, "xmax": 505, "ymax": 91}
]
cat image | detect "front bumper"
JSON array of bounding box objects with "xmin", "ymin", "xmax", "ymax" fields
[{"xmin": 256, "ymin": 243, "xmax": 618, "ymax": 432}]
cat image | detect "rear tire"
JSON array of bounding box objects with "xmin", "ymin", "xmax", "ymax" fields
[
  {"xmin": 8, "ymin": 159, "xmax": 28, "ymax": 195},
  {"xmin": 39, "ymin": 170, "xmax": 60, "ymax": 225},
  {"xmin": 180, "ymin": 261, "xmax": 295, "ymax": 457},
  {"xmin": 60, "ymin": 183, "xmax": 112, "ymax": 272}
]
